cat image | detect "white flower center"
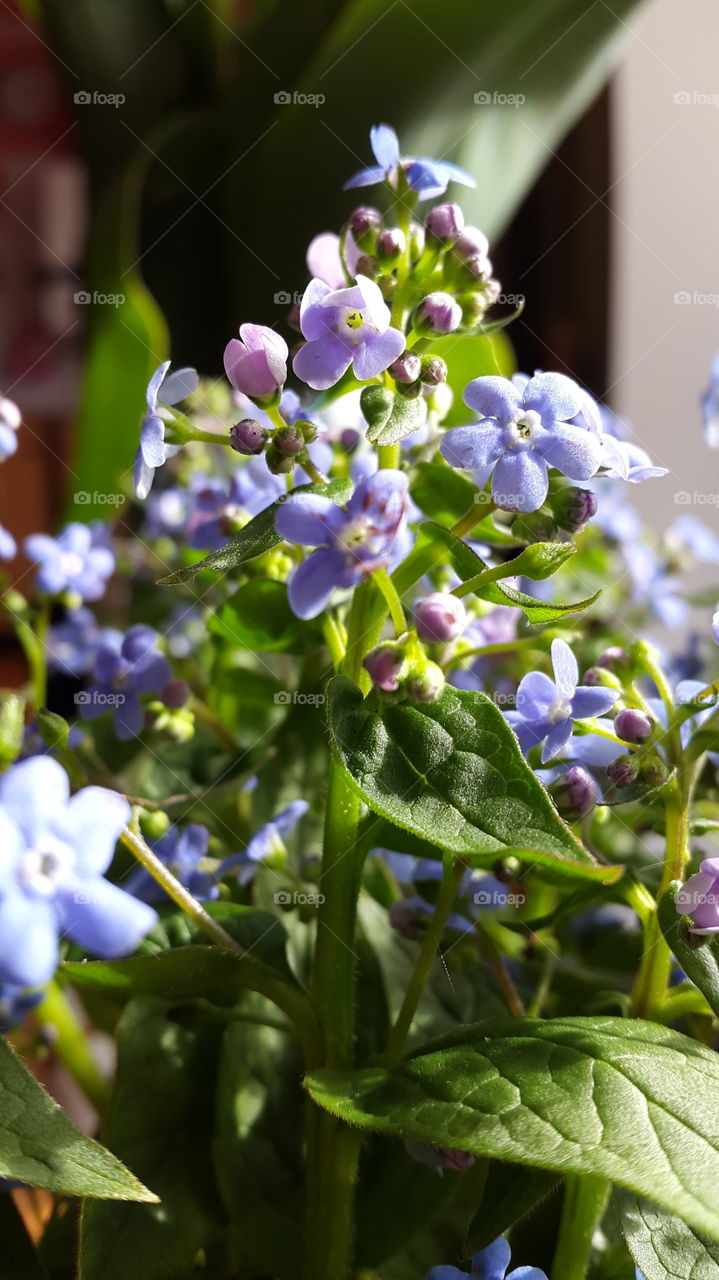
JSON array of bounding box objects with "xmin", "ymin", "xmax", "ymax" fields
[
  {"xmin": 548, "ymin": 694, "xmax": 573, "ymax": 724},
  {"xmin": 506, "ymin": 409, "xmax": 542, "ymax": 451},
  {"xmin": 20, "ymin": 835, "xmax": 75, "ymax": 897},
  {"xmin": 59, "ymin": 550, "xmax": 85, "ymax": 580}
]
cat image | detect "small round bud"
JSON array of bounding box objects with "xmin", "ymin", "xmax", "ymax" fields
[
  {"xmin": 274, "ymin": 424, "xmax": 305, "ymax": 457},
  {"xmin": 607, "ymin": 755, "xmax": 638, "ymax": 789},
  {"xmin": 230, "ymin": 419, "xmax": 267, "ymax": 455},
  {"xmin": 425, "ymin": 202, "xmax": 464, "ymax": 246},
  {"xmin": 419, "ymin": 355, "xmax": 447, "ymax": 386},
  {"xmin": 347, "ymin": 206, "xmax": 381, "ymax": 251},
  {"xmin": 377, "ymin": 273, "xmax": 397, "ymax": 301},
  {"xmin": 552, "ymin": 766, "xmax": 599, "ymax": 820},
  {"xmin": 405, "ymin": 659, "xmax": 445, "ymax": 702},
  {"xmin": 640, "ymin": 757, "xmax": 668, "ymax": 789},
  {"xmin": 457, "ymin": 291, "xmax": 490, "ymax": 327},
  {"xmin": 582, "ymin": 665, "xmax": 622, "ymax": 691},
  {"xmin": 376, "ymin": 228, "xmax": 406, "ymax": 263},
  {"xmin": 413, "ymin": 291, "xmax": 462, "ymax": 336},
  {"xmin": 266, "ymin": 444, "xmax": 295, "ymax": 475},
  {"xmin": 615, "ymin": 707, "xmax": 653, "ymax": 743},
  {"xmin": 389, "ymin": 352, "xmax": 422, "ymax": 385},
  {"xmin": 364, "ymin": 643, "xmax": 408, "ymax": 693},
  {"xmin": 297, "ymin": 419, "xmax": 318, "ymax": 443},
  {"xmin": 596, "ymin": 646, "xmax": 630, "ymax": 671},
  {"xmin": 389, "ymin": 899, "xmax": 423, "ymax": 940},
  {"xmin": 395, "ymin": 379, "xmax": 423, "ymax": 400},
  {"xmin": 415, "ymin": 592, "xmax": 467, "ymax": 643},
  {"xmin": 161, "ymin": 679, "xmax": 191, "ymax": 710},
  {"xmin": 139, "ymin": 809, "xmax": 171, "ymax": 841},
  {"xmin": 552, "ymin": 487, "xmax": 598, "ymax": 533},
  {"xmin": 452, "ymin": 225, "xmax": 490, "ymax": 264},
  {"xmin": 437, "ymin": 1148, "xmax": 476, "ymax": 1173},
  {"xmin": 354, "ymin": 253, "xmax": 378, "ymax": 278}
]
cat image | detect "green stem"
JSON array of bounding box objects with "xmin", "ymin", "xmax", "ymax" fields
[
  {"xmin": 378, "ymin": 442, "xmax": 400, "ymax": 469},
  {"xmin": 552, "ymin": 1175, "xmax": 609, "ymax": 1280},
  {"xmin": 372, "ymin": 568, "xmax": 406, "ymax": 635},
  {"xmin": 301, "ymin": 457, "xmax": 329, "ymax": 485},
  {"xmin": 322, "ymin": 614, "xmax": 346, "ymax": 668},
  {"xmin": 631, "ymin": 788, "xmax": 690, "ymax": 1017},
  {"xmin": 35, "ymin": 980, "xmax": 108, "ymax": 1112},
  {"xmin": 450, "ymin": 500, "xmax": 496, "ymax": 540},
  {"xmin": 384, "ymin": 859, "xmax": 463, "ymax": 1067}
]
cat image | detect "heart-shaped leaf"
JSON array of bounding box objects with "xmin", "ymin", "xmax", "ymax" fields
[
  {"xmin": 329, "ymin": 677, "xmax": 621, "ymax": 882},
  {"xmin": 616, "ymin": 1188, "xmax": 719, "ymax": 1280},
  {"xmin": 306, "ymin": 1017, "xmax": 719, "ymax": 1243},
  {"xmin": 361, "ymin": 386, "xmax": 426, "ymax": 446}
]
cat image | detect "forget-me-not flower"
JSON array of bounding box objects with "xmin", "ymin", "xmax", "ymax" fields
[
  {"xmin": 505, "ymin": 638, "xmax": 618, "ymax": 763},
  {"xmin": 426, "ymin": 1235, "xmax": 548, "ymax": 1280},
  {"xmin": 78, "ymin": 624, "xmax": 171, "ymax": 740},
  {"xmin": 126, "ymin": 823, "xmax": 218, "ymax": 903},
  {"xmin": 293, "ymin": 275, "xmax": 406, "ymax": 391},
  {"xmin": 134, "ymin": 362, "xmax": 199, "ymax": 500},
  {"xmin": 25, "ymin": 523, "xmax": 115, "ymax": 602},
  {"xmin": 345, "ymin": 124, "xmax": 475, "ymax": 201},
  {"xmin": 220, "ymin": 800, "xmax": 309, "ymax": 885}
]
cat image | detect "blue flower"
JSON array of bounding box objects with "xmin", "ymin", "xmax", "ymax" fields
[
  {"xmin": 345, "ymin": 124, "xmax": 475, "ymax": 201},
  {"xmin": 0, "ymin": 396, "xmax": 21, "ymax": 459},
  {"xmin": 47, "ymin": 608, "xmax": 119, "ymax": 679},
  {"xmin": 220, "ymin": 800, "xmax": 309, "ymax": 885},
  {"xmin": 24, "ymin": 523, "xmax": 115, "ymax": 602},
  {"xmin": 701, "ymin": 352, "xmax": 719, "ymax": 448},
  {"xmin": 293, "ymin": 275, "xmax": 406, "ymax": 391},
  {"xmin": 0, "ymin": 757, "xmax": 157, "ymax": 987},
  {"xmin": 426, "ymin": 1236, "xmax": 548, "ymax": 1279},
  {"xmin": 134, "ymin": 362, "xmax": 199, "ymax": 500},
  {"xmin": 78, "ymin": 624, "xmax": 171, "ymax": 740},
  {"xmin": 505, "ymin": 638, "xmax": 618, "ymax": 763},
  {"xmin": 0, "ymin": 983, "xmax": 43, "ymax": 1033},
  {"xmin": 275, "ymin": 470, "xmax": 410, "ymax": 618},
  {"xmin": 441, "ymin": 374, "xmax": 603, "ymax": 513},
  {"xmin": 0, "ymin": 524, "xmax": 16, "ymax": 561},
  {"xmin": 126, "ymin": 824, "xmax": 217, "ymax": 903}
]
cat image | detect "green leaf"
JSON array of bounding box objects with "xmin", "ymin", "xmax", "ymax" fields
[
  {"xmin": 329, "ymin": 677, "xmax": 620, "ymax": 882},
  {"xmin": 658, "ymin": 883, "xmax": 719, "ymax": 1016},
  {"xmin": 465, "ymin": 1162, "xmax": 562, "ymax": 1254},
  {"xmin": 0, "ymin": 1193, "xmax": 49, "ymax": 1280},
  {"xmin": 208, "ymin": 579, "xmax": 308, "ymax": 652},
  {"xmin": 410, "ymin": 462, "xmax": 482, "ymax": 526},
  {"xmin": 0, "ymin": 1036, "xmax": 156, "ymax": 1201},
  {"xmin": 616, "ymin": 1188, "xmax": 719, "ymax": 1280},
  {"xmin": 158, "ymin": 476, "xmax": 353, "ymax": 585},
  {"xmin": 63, "ymin": 944, "xmax": 288, "ymax": 1007},
  {"xmin": 80, "ymin": 998, "xmax": 223, "ymax": 1280},
  {"xmin": 426, "ymin": 332, "xmax": 516, "ymax": 428},
  {"xmin": 360, "ymin": 386, "xmax": 427, "ymax": 446},
  {"xmin": 454, "ymin": 539, "xmax": 578, "ymax": 597},
  {"xmin": 306, "ymin": 1016, "xmax": 719, "ymax": 1243}
]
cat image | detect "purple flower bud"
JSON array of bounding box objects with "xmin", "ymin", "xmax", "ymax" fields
[
  {"xmin": 425, "ymin": 202, "xmax": 464, "ymax": 246},
  {"xmin": 452, "ymin": 225, "xmax": 490, "ymax": 264},
  {"xmin": 354, "ymin": 253, "xmax": 377, "ymax": 278},
  {"xmin": 364, "ymin": 643, "xmax": 408, "ymax": 693},
  {"xmin": 553, "ymin": 766, "xmax": 598, "ymax": 819},
  {"xmin": 376, "ymin": 228, "xmax": 406, "ymax": 262},
  {"xmin": 161, "ymin": 679, "xmax": 191, "ymax": 710},
  {"xmin": 389, "ymin": 352, "xmax": 422, "ymax": 385},
  {"xmin": 615, "ymin": 707, "xmax": 653, "ymax": 743},
  {"xmin": 224, "ymin": 325, "xmax": 288, "ymax": 401},
  {"xmin": 552, "ymin": 486, "xmax": 598, "ymax": 533},
  {"xmin": 676, "ymin": 858, "xmax": 719, "ymax": 934},
  {"xmin": 437, "ymin": 1148, "xmax": 476, "ymax": 1172},
  {"xmin": 230, "ymin": 418, "xmax": 267, "ymax": 455},
  {"xmin": 420, "ymin": 355, "xmax": 447, "ymax": 386},
  {"xmin": 414, "ymin": 292, "xmax": 462, "ymax": 336},
  {"xmin": 596, "ymin": 646, "xmax": 630, "ymax": 671},
  {"xmin": 405, "ymin": 659, "xmax": 445, "ymax": 702},
  {"xmin": 415, "ymin": 592, "xmax": 467, "ymax": 643},
  {"xmin": 347, "ymin": 206, "xmax": 382, "ymax": 250},
  {"xmin": 274, "ymin": 424, "xmax": 305, "ymax": 457},
  {"xmin": 607, "ymin": 755, "xmax": 638, "ymax": 789}
]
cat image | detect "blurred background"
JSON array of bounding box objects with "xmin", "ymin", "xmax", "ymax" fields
[{"xmin": 0, "ymin": 0, "xmax": 716, "ymax": 653}]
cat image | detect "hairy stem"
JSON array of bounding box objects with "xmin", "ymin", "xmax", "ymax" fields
[{"xmin": 552, "ymin": 1174, "xmax": 609, "ymax": 1280}]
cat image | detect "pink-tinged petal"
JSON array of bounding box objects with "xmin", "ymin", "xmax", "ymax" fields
[
  {"xmin": 352, "ymin": 328, "xmax": 406, "ymax": 380},
  {"xmin": 540, "ymin": 423, "xmax": 603, "ymax": 480},
  {"xmin": 239, "ymin": 324, "xmax": 288, "ymax": 362},
  {"xmin": 491, "ymin": 451, "xmax": 548, "ymax": 512},
  {"xmin": 356, "ymin": 274, "xmax": 391, "ymax": 329},
  {"xmin": 551, "ymin": 638, "xmax": 578, "ymax": 697},
  {"xmin": 306, "ymin": 233, "xmax": 345, "ymax": 288},
  {"xmin": 161, "ymin": 366, "xmax": 199, "ymax": 405},
  {"xmin": 275, "ymin": 494, "xmax": 340, "ymax": 546},
  {"xmin": 293, "ymin": 337, "xmax": 352, "ymax": 391},
  {"xmin": 463, "ymin": 376, "xmax": 522, "ymax": 422},
  {"xmin": 524, "ymin": 371, "xmax": 585, "ymax": 421},
  {"xmin": 441, "ymin": 421, "xmax": 504, "ymax": 472},
  {"xmin": 701, "ymin": 858, "xmax": 719, "ymax": 876},
  {"xmin": 287, "ymin": 548, "xmax": 344, "ymax": 619}
]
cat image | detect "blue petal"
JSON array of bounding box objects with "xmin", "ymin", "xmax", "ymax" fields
[
  {"xmin": 53, "ymin": 786, "xmax": 130, "ymax": 878},
  {"xmin": 551, "ymin": 638, "xmax": 578, "ymax": 698},
  {"xmin": 275, "ymin": 494, "xmax": 341, "ymax": 546},
  {"xmin": 570, "ymin": 685, "xmax": 619, "ymax": 720},
  {"xmin": 440, "ymin": 422, "xmax": 504, "ymax": 472},
  {"xmin": 0, "ymin": 757, "xmax": 69, "ymax": 845},
  {"xmin": 539, "ymin": 423, "xmax": 602, "ymax": 481},
  {"xmin": 370, "ymin": 123, "xmax": 400, "ymax": 170},
  {"xmin": 59, "ymin": 878, "xmax": 157, "ymax": 958},
  {"xmin": 437, "ymin": 161, "xmax": 476, "ymax": 188},
  {"xmin": 491, "ymin": 451, "xmax": 548, "ymax": 512},
  {"xmin": 122, "ymin": 625, "xmax": 160, "ymax": 662},
  {"xmin": 287, "ymin": 547, "xmax": 344, "ymax": 619},
  {"xmin": 115, "ymin": 694, "xmax": 145, "ymax": 740},
  {"xmin": 541, "ymin": 719, "xmax": 573, "ymax": 763},
  {"xmin": 145, "ymin": 361, "xmax": 171, "ymax": 413},
  {"xmin": 343, "ymin": 165, "xmax": 386, "ymax": 191},
  {"xmin": 0, "ymin": 893, "xmax": 58, "ymax": 987},
  {"xmin": 273, "ymin": 799, "xmax": 310, "ymax": 839},
  {"xmin": 140, "ymin": 416, "xmax": 166, "ymax": 468},
  {"xmin": 134, "ymin": 448, "xmax": 155, "ymax": 500},
  {"xmin": 515, "ymin": 670, "xmax": 557, "ymax": 719},
  {"xmin": 472, "ymin": 1237, "xmax": 512, "ymax": 1280},
  {"xmin": 463, "ymin": 376, "xmax": 522, "ymax": 422},
  {"xmin": 523, "ymin": 372, "xmax": 584, "ymax": 422}
]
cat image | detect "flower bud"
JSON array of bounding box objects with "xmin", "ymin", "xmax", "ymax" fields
[
  {"xmin": 512, "ymin": 510, "xmax": 558, "ymax": 543},
  {"xmin": 452, "ymin": 225, "xmax": 490, "ymax": 264},
  {"xmin": 161, "ymin": 678, "xmax": 191, "ymax": 709},
  {"xmin": 405, "ymin": 659, "xmax": 445, "ymax": 702},
  {"xmin": 596, "ymin": 646, "xmax": 630, "ymax": 672},
  {"xmin": 389, "ymin": 352, "xmax": 422, "ymax": 385},
  {"xmin": 457, "ymin": 291, "xmax": 491, "ymax": 327},
  {"xmin": 552, "ymin": 766, "xmax": 598, "ymax": 820},
  {"xmin": 376, "ymin": 228, "xmax": 406, "ymax": 264},
  {"xmin": 347, "ymin": 206, "xmax": 382, "ymax": 251},
  {"xmin": 274, "ymin": 424, "xmax": 306, "ymax": 457},
  {"xmin": 552, "ymin": 487, "xmax": 598, "ymax": 533},
  {"xmin": 364, "ymin": 643, "xmax": 408, "ymax": 693},
  {"xmin": 583, "ymin": 666, "xmax": 622, "ymax": 690},
  {"xmin": 139, "ymin": 809, "xmax": 171, "ymax": 841},
  {"xmin": 224, "ymin": 325, "xmax": 287, "ymax": 400},
  {"xmin": 230, "ymin": 418, "xmax": 267, "ymax": 455},
  {"xmin": 607, "ymin": 754, "xmax": 638, "ymax": 789},
  {"xmin": 389, "ymin": 899, "xmax": 423, "ymax": 940},
  {"xmin": 415, "ymin": 592, "xmax": 467, "ymax": 643},
  {"xmin": 266, "ymin": 444, "xmax": 296, "ymax": 474},
  {"xmin": 615, "ymin": 707, "xmax": 653, "ymax": 743},
  {"xmin": 420, "ymin": 355, "xmax": 447, "ymax": 386},
  {"xmin": 354, "ymin": 253, "xmax": 378, "ymax": 278},
  {"xmin": 413, "ymin": 292, "xmax": 462, "ymax": 336},
  {"xmin": 425, "ymin": 202, "xmax": 464, "ymax": 246},
  {"xmin": 437, "ymin": 1148, "xmax": 476, "ymax": 1173},
  {"xmin": 640, "ymin": 757, "xmax": 668, "ymax": 789}
]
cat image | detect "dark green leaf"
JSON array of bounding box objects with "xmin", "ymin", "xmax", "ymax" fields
[
  {"xmin": 465, "ymin": 1162, "xmax": 562, "ymax": 1254},
  {"xmin": 0, "ymin": 1193, "xmax": 49, "ymax": 1280},
  {"xmin": 80, "ymin": 998, "xmax": 223, "ymax": 1279},
  {"xmin": 159, "ymin": 476, "xmax": 353, "ymax": 585},
  {"xmin": 616, "ymin": 1188, "xmax": 719, "ymax": 1280},
  {"xmin": 658, "ymin": 883, "xmax": 719, "ymax": 1017},
  {"xmin": 208, "ymin": 579, "xmax": 308, "ymax": 652},
  {"xmin": 0, "ymin": 1036, "xmax": 156, "ymax": 1201},
  {"xmin": 360, "ymin": 386, "xmax": 427, "ymax": 446},
  {"xmin": 306, "ymin": 1016, "xmax": 719, "ymax": 1242},
  {"xmin": 329, "ymin": 677, "xmax": 620, "ymax": 882}
]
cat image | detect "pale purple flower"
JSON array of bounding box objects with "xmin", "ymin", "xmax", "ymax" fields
[
  {"xmin": 600, "ymin": 436, "xmax": 668, "ymax": 483},
  {"xmin": 345, "ymin": 124, "xmax": 475, "ymax": 201},
  {"xmin": 293, "ymin": 275, "xmax": 406, "ymax": 391},
  {"xmin": 668, "ymin": 515, "xmax": 719, "ymax": 564},
  {"xmin": 0, "ymin": 757, "xmax": 156, "ymax": 988},
  {"xmin": 415, "ymin": 592, "xmax": 467, "ymax": 642},
  {"xmin": 126, "ymin": 824, "xmax": 217, "ymax": 903},
  {"xmin": 224, "ymin": 324, "xmax": 288, "ymax": 401},
  {"xmin": 79, "ymin": 624, "xmax": 171, "ymax": 741},
  {"xmin": 0, "ymin": 396, "xmax": 21, "ymax": 459},
  {"xmin": 220, "ymin": 800, "xmax": 309, "ymax": 886},
  {"xmin": 676, "ymin": 858, "xmax": 719, "ymax": 934},
  {"xmin": 306, "ymin": 230, "xmax": 361, "ymax": 289},
  {"xmin": 441, "ymin": 373, "xmax": 603, "ymax": 512},
  {"xmin": 275, "ymin": 470, "xmax": 409, "ymax": 618},
  {"xmin": 427, "ymin": 1235, "xmax": 547, "ymax": 1280},
  {"xmin": 0, "ymin": 525, "xmax": 16, "ymax": 560},
  {"xmin": 25, "ymin": 523, "xmax": 115, "ymax": 602},
  {"xmin": 134, "ymin": 362, "xmax": 199, "ymax": 500},
  {"xmin": 506, "ymin": 638, "xmax": 618, "ymax": 763},
  {"xmin": 47, "ymin": 607, "xmax": 118, "ymax": 678}
]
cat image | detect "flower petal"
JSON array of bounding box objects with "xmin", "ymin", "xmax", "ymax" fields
[
  {"xmin": 275, "ymin": 493, "xmax": 341, "ymax": 546},
  {"xmin": 140, "ymin": 415, "xmax": 167, "ymax": 468},
  {"xmin": 293, "ymin": 337, "xmax": 352, "ymax": 391},
  {"xmin": 0, "ymin": 893, "xmax": 58, "ymax": 987},
  {"xmin": 370, "ymin": 123, "xmax": 400, "ymax": 170},
  {"xmin": 570, "ymin": 685, "xmax": 619, "ymax": 720},
  {"xmin": 540, "ymin": 423, "xmax": 603, "ymax": 480},
  {"xmin": 59, "ymin": 878, "xmax": 157, "ymax": 958},
  {"xmin": 287, "ymin": 548, "xmax": 344, "ymax": 619},
  {"xmin": 524, "ymin": 372, "xmax": 584, "ymax": 421},
  {"xmin": 440, "ymin": 422, "xmax": 504, "ymax": 472},
  {"xmin": 472, "ymin": 1237, "xmax": 512, "ymax": 1280},
  {"xmin": 52, "ymin": 787, "xmax": 130, "ymax": 877},
  {"xmin": 463, "ymin": 376, "xmax": 522, "ymax": 422},
  {"xmin": 353, "ymin": 327, "xmax": 406, "ymax": 380},
  {"xmin": 0, "ymin": 757, "xmax": 69, "ymax": 845},
  {"xmin": 114, "ymin": 694, "xmax": 145, "ymax": 741},
  {"xmin": 491, "ymin": 451, "xmax": 548, "ymax": 512},
  {"xmin": 343, "ymin": 165, "xmax": 386, "ymax": 190},
  {"xmin": 160, "ymin": 366, "xmax": 199, "ymax": 405},
  {"xmin": 551, "ymin": 638, "xmax": 578, "ymax": 697},
  {"xmin": 515, "ymin": 671, "xmax": 557, "ymax": 718},
  {"xmin": 541, "ymin": 719, "xmax": 574, "ymax": 763}
]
